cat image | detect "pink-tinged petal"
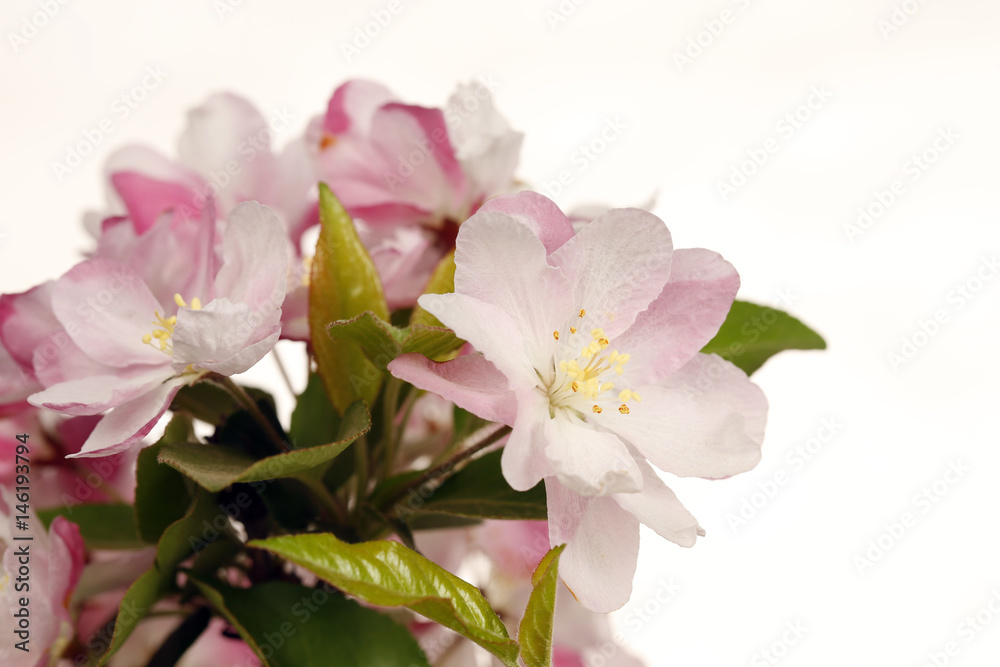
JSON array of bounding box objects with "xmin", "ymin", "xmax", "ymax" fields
[
  {"xmin": 173, "ymin": 299, "xmax": 280, "ymax": 375},
  {"xmin": 323, "ymin": 79, "xmax": 396, "ymax": 135},
  {"xmin": 546, "ymin": 479, "xmax": 639, "ymax": 613},
  {"xmin": 49, "ymin": 517, "xmax": 86, "ymax": 601},
  {"xmin": 110, "ymin": 171, "xmax": 199, "ymax": 234},
  {"xmin": 445, "ymin": 82, "xmax": 523, "ymax": 208},
  {"xmin": 477, "ymin": 520, "xmax": 550, "ymax": 580},
  {"xmin": 543, "ymin": 416, "xmax": 642, "ymax": 496},
  {"xmin": 553, "ymin": 647, "xmax": 586, "ymax": 667},
  {"xmin": 502, "ymin": 389, "xmax": 555, "ymax": 491},
  {"xmin": 0, "ymin": 282, "xmax": 59, "ymax": 373},
  {"xmin": 69, "ymin": 375, "xmax": 190, "ymax": 458},
  {"xmin": 613, "ymin": 458, "xmax": 701, "ymax": 547},
  {"xmin": 453, "ymin": 210, "xmax": 573, "ymax": 364},
  {"xmin": 0, "ymin": 342, "xmax": 37, "ymax": 403},
  {"xmin": 363, "ymin": 103, "xmax": 467, "ymax": 219},
  {"xmin": 279, "ymin": 283, "xmax": 311, "ymax": 342},
  {"xmin": 478, "ymin": 192, "xmax": 575, "ymax": 255},
  {"xmin": 50, "ymin": 259, "xmax": 166, "ymax": 368},
  {"xmin": 417, "ymin": 293, "xmax": 537, "ymax": 390},
  {"xmin": 387, "ymin": 353, "xmax": 517, "ymax": 425},
  {"xmin": 614, "ymin": 248, "xmax": 740, "ymax": 384},
  {"xmin": 28, "ymin": 366, "xmax": 172, "ymax": 415},
  {"xmin": 549, "ymin": 208, "xmax": 673, "ymax": 339},
  {"xmin": 178, "ymin": 93, "xmax": 280, "ymax": 212},
  {"xmin": 211, "ymin": 202, "xmax": 289, "ymax": 308},
  {"xmin": 33, "ymin": 337, "xmax": 116, "ymax": 389},
  {"xmin": 359, "ymin": 224, "xmax": 441, "ymax": 310},
  {"xmin": 597, "ymin": 354, "xmax": 766, "ymax": 479},
  {"xmin": 102, "ymin": 145, "xmax": 204, "ymax": 225}
]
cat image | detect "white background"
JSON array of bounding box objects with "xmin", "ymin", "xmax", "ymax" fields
[{"xmin": 2, "ymin": 1, "xmax": 999, "ymax": 665}]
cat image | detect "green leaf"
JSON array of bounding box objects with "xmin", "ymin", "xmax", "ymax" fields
[
  {"xmin": 39, "ymin": 503, "xmax": 144, "ymax": 550},
  {"xmin": 409, "ymin": 450, "xmax": 547, "ymax": 521},
  {"xmin": 95, "ymin": 491, "xmax": 222, "ymax": 665},
  {"xmin": 701, "ymin": 300, "xmax": 826, "ymax": 375},
  {"xmin": 288, "ymin": 372, "xmax": 341, "ymax": 449},
  {"xmin": 310, "ymin": 183, "xmax": 389, "ymax": 413},
  {"xmin": 326, "ymin": 311, "xmax": 404, "ymax": 370},
  {"xmin": 135, "ymin": 416, "xmax": 193, "ymax": 544},
  {"xmin": 194, "ymin": 580, "xmax": 431, "ymax": 667},
  {"xmin": 158, "ymin": 401, "xmax": 371, "ymax": 492},
  {"xmin": 249, "ymin": 533, "xmax": 520, "ymax": 666},
  {"xmin": 400, "ymin": 323, "xmax": 462, "ymax": 359},
  {"xmin": 94, "ymin": 568, "xmax": 169, "ymax": 666},
  {"xmin": 327, "ymin": 312, "xmax": 462, "ymax": 371},
  {"xmin": 518, "ymin": 545, "xmax": 566, "ymax": 667},
  {"xmin": 411, "ymin": 250, "xmax": 456, "ymax": 328}
]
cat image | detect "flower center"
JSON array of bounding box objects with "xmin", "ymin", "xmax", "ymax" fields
[
  {"xmin": 543, "ymin": 308, "xmax": 641, "ymax": 418},
  {"xmin": 142, "ymin": 293, "xmax": 201, "ymax": 356}
]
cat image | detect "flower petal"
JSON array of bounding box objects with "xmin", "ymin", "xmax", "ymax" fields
[
  {"xmin": 546, "ymin": 479, "xmax": 639, "ymax": 613},
  {"xmin": 477, "ymin": 191, "xmax": 575, "ymax": 254},
  {"xmin": 49, "ymin": 259, "xmax": 166, "ymax": 368},
  {"xmin": 613, "ymin": 457, "xmax": 701, "ymax": 547},
  {"xmin": 323, "ymin": 79, "xmax": 396, "ymax": 135},
  {"xmin": 549, "ymin": 207, "xmax": 673, "ymax": 339},
  {"xmin": 543, "ymin": 415, "xmax": 642, "ymax": 496},
  {"xmin": 110, "ymin": 171, "xmax": 199, "ymax": 234},
  {"xmin": 28, "ymin": 366, "xmax": 172, "ymax": 416},
  {"xmin": 417, "ymin": 293, "xmax": 537, "ymax": 390},
  {"xmin": 597, "ymin": 354, "xmax": 766, "ymax": 478},
  {"xmin": 453, "ymin": 210, "xmax": 573, "ymax": 364},
  {"xmin": 614, "ymin": 248, "xmax": 740, "ymax": 384},
  {"xmin": 387, "ymin": 352, "xmax": 517, "ymax": 426},
  {"xmin": 68, "ymin": 375, "xmax": 190, "ymax": 458},
  {"xmin": 211, "ymin": 202, "xmax": 289, "ymax": 307},
  {"xmin": 501, "ymin": 389, "xmax": 554, "ymax": 491},
  {"xmin": 172, "ymin": 299, "xmax": 280, "ymax": 376}
]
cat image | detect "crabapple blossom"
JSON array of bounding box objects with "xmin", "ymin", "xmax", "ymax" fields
[{"xmin": 389, "ymin": 191, "xmax": 767, "ymax": 611}]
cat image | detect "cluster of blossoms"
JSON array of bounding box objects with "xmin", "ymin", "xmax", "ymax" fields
[{"xmin": 0, "ymin": 78, "xmax": 809, "ymax": 666}]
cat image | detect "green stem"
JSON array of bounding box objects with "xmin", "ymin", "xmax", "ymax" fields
[
  {"xmin": 378, "ymin": 377, "xmax": 404, "ymax": 482},
  {"xmin": 298, "ymin": 473, "xmax": 350, "ymax": 526},
  {"xmin": 209, "ymin": 374, "xmax": 290, "ymax": 453},
  {"xmin": 353, "ymin": 435, "xmax": 370, "ymax": 522},
  {"xmin": 381, "ymin": 424, "xmax": 511, "ymax": 514}
]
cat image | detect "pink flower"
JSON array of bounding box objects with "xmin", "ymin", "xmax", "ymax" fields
[
  {"xmin": 307, "ymin": 79, "xmax": 521, "ymax": 309},
  {"xmin": 389, "ymin": 191, "xmax": 767, "ymax": 611},
  {"xmin": 91, "ymin": 93, "xmax": 312, "ymax": 239},
  {"xmin": 27, "ymin": 203, "xmax": 288, "ymax": 457},
  {"xmin": 0, "ymin": 491, "xmax": 85, "ymax": 667}
]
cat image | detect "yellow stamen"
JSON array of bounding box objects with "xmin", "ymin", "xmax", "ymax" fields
[
  {"xmin": 569, "ymin": 327, "xmax": 577, "ymax": 334},
  {"xmin": 579, "ymin": 309, "xmax": 586, "ymax": 318},
  {"xmin": 571, "ymin": 382, "xmax": 579, "ymax": 392},
  {"xmin": 632, "ymin": 391, "xmax": 642, "ymax": 403},
  {"xmin": 191, "ymin": 297, "xmax": 202, "ymax": 310},
  {"xmin": 553, "ymin": 331, "xmax": 560, "ymax": 340},
  {"xmin": 592, "ymin": 405, "xmax": 602, "ymax": 414},
  {"xmin": 174, "ymin": 293, "xmax": 187, "ymax": 308},
  {"xmin": 619, "ymin": 404, "xmax": 630, "ymax": 414},
  {"xmin": 619, "ymin": 389, "xmax": 632, "ymax": 402},
  {"xmin": 598, "ymin": 337, "xmax": 609, "ymax": 349},
  {"xmin": 590, "ymin": 328, "xmax": 604, "ymax": 339},
  {"xmin": 142, "ymin": 333, "xmax": 152, "ymax": 344}
]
